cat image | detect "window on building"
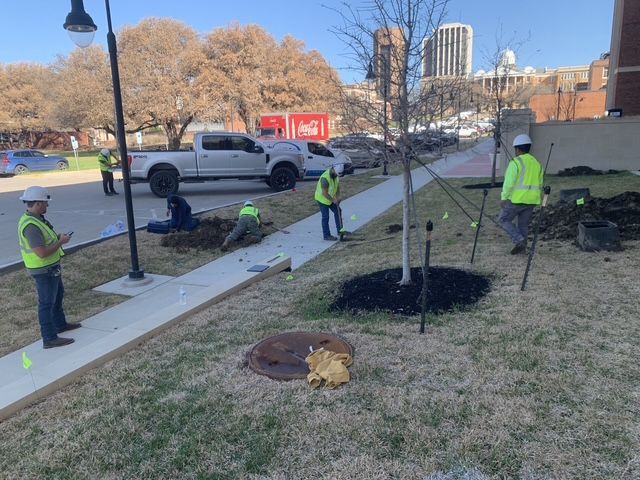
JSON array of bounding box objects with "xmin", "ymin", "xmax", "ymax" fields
[{"xmin": 603, "ymin": 68, "xmax": 609, "ymax": 79}]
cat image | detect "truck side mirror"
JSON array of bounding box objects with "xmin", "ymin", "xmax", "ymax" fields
[{"xmin": 253, "ymin": 145, "xmax": 264, "ymax": 154}]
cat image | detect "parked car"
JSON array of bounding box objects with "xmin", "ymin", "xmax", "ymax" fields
[
  {"xmin": 328, "ymin": 136, "xmax": 398, "ymax": 168},
  {"xmin": 264, "ymin": 139, "xmax": 353, "ymax": 178},
  {"xmin": 0, "ymin": 150, "xmax": 69, "ymax": 175}
]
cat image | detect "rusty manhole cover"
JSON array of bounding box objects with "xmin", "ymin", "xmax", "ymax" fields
[{"xmin": 248, "ymin": 332, "xmax": 353, "ymax": 380}]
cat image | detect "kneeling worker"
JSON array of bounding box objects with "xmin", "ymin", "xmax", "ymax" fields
[
  {"xmin": 166, "ymin": 194, "xmax": 200, "ymax": 232},
  {"xmin": 499, "ymin": 134, "xmax": 544, "ymax": 254},
  {"xmin": 221, "ymin": 200, "xmax": 262, "ymax": 251}
]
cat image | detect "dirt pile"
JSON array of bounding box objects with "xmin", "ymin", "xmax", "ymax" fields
[
  {"xmin": 557, "ymin": 166, "xmax": 621, "ymax": 176},
  {"xmin": 159, "ymin": 217, "xmax": 238, "ymax": 252},
  {"xmin": 538, "ymin": 191, "xmax": 640, "ymax": 240},
  {"xmin": 331, "ymin": 266, "xmax": 490, "ymax": 316}
]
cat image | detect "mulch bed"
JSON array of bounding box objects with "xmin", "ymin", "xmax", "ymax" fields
[
  {"xmin": 557, "ymin": 166, "xmax": 621, "ymax": 176},
  {"xmin": 537, "ymin": 191, "xmax": 640, "ymax": 240},
  {"xmin": 331, "ymin": 266, "xmax": 491, "ymax": 316}
]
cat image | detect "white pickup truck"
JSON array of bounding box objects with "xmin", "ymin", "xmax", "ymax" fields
[{"xmin": 129, "ymin": 132, "xmax": 305, "ymax": 197}]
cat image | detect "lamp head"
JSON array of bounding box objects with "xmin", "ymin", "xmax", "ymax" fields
[{"xmin": 63, "ymin": 0, "xmax": 97, "ymax": 48}]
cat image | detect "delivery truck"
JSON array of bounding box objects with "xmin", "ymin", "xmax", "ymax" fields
[{"xmin": 256, "ymin": 112, "xmax": 330, "ymax": 142}]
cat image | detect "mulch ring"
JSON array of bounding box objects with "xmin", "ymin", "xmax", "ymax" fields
[
  {"xmin": 331, "ymin": 266, "xmax": 491, "ymax": 316},
  {"xmin": 537, "ymin": 191, "xmax": 640, "ymax": 241},
  {"xmin": 159, "ymin": 216, "xmax": 276, "ymax": 252},
  {"xmin": 557, "ymin": 166, "xmax": 621, "ymax": 176}
]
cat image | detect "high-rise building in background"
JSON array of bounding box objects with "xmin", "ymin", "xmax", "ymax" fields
[
  {"xmin": 606, "ymin": 0, "xmax": 640, "ymax": 116},
  {"xmin": 423, "ymin": 23, "xmax": 473, "ymax": 78}
]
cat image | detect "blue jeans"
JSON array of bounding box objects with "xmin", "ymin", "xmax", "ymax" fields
[
  {"xmin": 499, "ymin": 203, "xmax": 534, "ymax": 245},
  {"xmin": 317, "ymin": 201, "xmax": 341, "ymax": 238},
  {"xmin": 33, "ymin": 265, "xmax": 68, "ymax": 342}
]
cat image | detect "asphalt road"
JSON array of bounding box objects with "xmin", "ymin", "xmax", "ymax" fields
[{"xmin": 0, "ymin": 170, "xmax": 316, "ymax": 268}]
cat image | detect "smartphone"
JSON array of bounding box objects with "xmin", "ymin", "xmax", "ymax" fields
[{"xmin": 67, "ymin": 231, "xmax": 74, "ymax": 236}]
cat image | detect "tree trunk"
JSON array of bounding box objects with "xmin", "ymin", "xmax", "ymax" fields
[{"xmin": 399, "ymin": 159, "xmax": 412, "ymax": 285}]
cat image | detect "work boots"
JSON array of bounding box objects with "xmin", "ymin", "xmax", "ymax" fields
[
  {"xmin": 221, "ymin": 239, "xmax": 231, "ymax": 251},
  {"xmin": 43, "ymin": 337, "xmax": 75, "ymax": 349}
]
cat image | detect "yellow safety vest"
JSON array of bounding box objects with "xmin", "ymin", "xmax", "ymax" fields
[
  {"xmin": 239, "ymin": 206, "xmax": 260, "ymax": 225},
  {"xmin": 510, "ymin": 153, "xmax": 543, "ymax": 205},
  {"xmin": 314, "ymin": 169, "xmax": 339, "ymax": 206},
  {"xmin": 18, "ymin": 214, "xmax": 64, "ymax": 270},
  {"xmin": 98, "ymin": 153, "xmax": 112, "ymax": 172}
]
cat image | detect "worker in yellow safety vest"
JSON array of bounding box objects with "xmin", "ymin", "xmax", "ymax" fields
[
  {"xmin": 499, "ymin": 134, "xmax": 544, "ymax": 254},
  {"xmin": 97, "ymin": 148, "xmax": 120, "ymax": 196},
  {"xmin": 221, "ymin": 200, "xmax": 262, "ymax": 251},
  {"xmin": 17, "ymin": 186, "xmax": 81, "ymax": 349},
  {"xmin": 314, "ymin": 163, "xmax": 344, "ymax": 241}
]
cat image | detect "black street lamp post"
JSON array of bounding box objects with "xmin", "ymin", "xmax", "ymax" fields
[
  {"xmin": 64, "ymin": 0, "xmax": 145, "ymax": 281},
  {"xmin": 366, "ymin": 57, "xmax": 389, "ymax": 175},
  {"xmin": 556, "ymin": 87, "xmax": 562, "ymax": 121}
]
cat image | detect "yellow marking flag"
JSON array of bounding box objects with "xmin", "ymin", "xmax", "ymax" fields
[
  {"xmin": 470, "ymin": 221, "xmax": 478, "ymax": 229},
  {"xmin": 22, "ymin": 351, "xmax": 32, "ymax": 370},
  {"xmin": 286, "ymin": 275, "xmax": 294, "ymax": 281},
  {"xmin": 576, "ymin": 198, "xmax": 585, "ymax": 205},
  {"xmin": 350, "ymin": 214, "xmax": 357, "ymax": 221},
  {"xmin": 442, "ymin": 212, "xmax": 449, "ymax": 220}
]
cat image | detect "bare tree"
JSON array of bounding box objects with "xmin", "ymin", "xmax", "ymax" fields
[{"xmin": 329, "ymin": 0, "xmax": 455, "ymax": 285}]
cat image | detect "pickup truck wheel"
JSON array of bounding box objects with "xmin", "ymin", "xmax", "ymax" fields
[
  {"xmin": 269, "ymin": 167, "xmax": 296, "ymax": 192},
  {"xmin": 149, "ymin": 170, "xmax": 179, "ymax": 198}
]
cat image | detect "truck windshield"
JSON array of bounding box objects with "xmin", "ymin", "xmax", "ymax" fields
[{"xmin": 259, "ymin": 128, "xmax": 277, "ymax": 137}]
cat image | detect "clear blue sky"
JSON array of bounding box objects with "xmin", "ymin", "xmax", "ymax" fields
[{"xmin": 1, "ymin": 0, "xmax": 614, "ymax": 82}]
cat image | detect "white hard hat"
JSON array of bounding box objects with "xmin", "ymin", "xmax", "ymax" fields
[
  {"xmin": 100, "ymin": 148, "xmax": 110, "ymax": 156},
  {"xmin": 20, "ymin": 186, "xmax": 51, "ymax": 202},
  {"xmin": 513, "ymin": 134, "xmax": 532, "ymax": 147},
  {"xmin": 331, "ymin": 163, "xmax": 344, "ymax": 175},
  {"xmin": 244, "ymin": 200, "xmax": 254, "ymax": 207}
]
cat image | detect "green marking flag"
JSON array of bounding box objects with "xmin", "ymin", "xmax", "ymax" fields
[
  {"xmin": 576, "ymin": 197, "xmax": 585, "ymax": 205},
  {"xmin": 442, "ymin": 211, "xmax": 449, "ymax": 220},
  {"xmin": 286, "ymin": 275, "xmax": 294, "ymax": 281},
  {"xmin": 277, "ymin": 252, "xmax": 285, "ymax": 257},
  {"xmin": 350, "ymin": 214, "xmax": 357, "ymax": 221},
  {"xmin": 22, "ymin": 351, "xmax": 32, "ymax": 370},
  {"xmin": 470, "ymin": 221, "xmax": 478, "ymax": 229}
]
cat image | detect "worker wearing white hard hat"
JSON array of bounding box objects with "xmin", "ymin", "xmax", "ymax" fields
[
  {"xmin": 97, "ymin": 148, "xmax": 120, "ymax": 196},
  {"xmin": 221, "ymin": 200, "xmax": 262, "ymax": 251},
  {"xmin": 17, "ymin": 186, "xmax": 81, "ymax": 349},
  {"xmin": 499, "ymin": 133, "xmax": 544, "ymax": 255},
  {"xmin": 314, "ymin": 163, "xmax": 343, "ymax": 240}
]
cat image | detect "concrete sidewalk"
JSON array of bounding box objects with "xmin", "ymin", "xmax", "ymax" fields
[{"xmin": 0, "ymin": 141, "xmax": 491, "ymax": 420}]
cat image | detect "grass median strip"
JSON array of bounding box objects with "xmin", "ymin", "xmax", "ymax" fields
[{"xmin": 0, "ymin": 172, "xmax": 638, "ymax": 478}]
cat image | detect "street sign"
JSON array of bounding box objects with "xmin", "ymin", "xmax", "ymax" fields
[
  {"xmin": 136, "ymin": 132, "xmax": 143, "ymax": 144},
  {"xmin": 70, "ymin": 136, "xmax": 79, "ymax": 151}
]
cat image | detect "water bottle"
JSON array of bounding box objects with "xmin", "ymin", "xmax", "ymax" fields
[{"xmin": 179, "ymin": 285, "xmax": 187, "ymax": 305}]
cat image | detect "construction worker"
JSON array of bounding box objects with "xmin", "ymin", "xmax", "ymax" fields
[
  {"xmin": 221, "ymin": 200, "xmax": 262, "ymax": 251},
  {"xmin": 166, "ymin": 194, "xmax": 200, "ymax": 232},
  {"xmin": 17, "ymin": 186, "xmax": 81, "ymax": 349},
  {"xmin": 499, "ymin": 134, "xmax": 544, "ymax": 254},
  {"xmin": 97, "ymin": 148, "xmax": 120, "ymax": 196},
  {"xmin": 314, "ymin": 163, "xmax": 344, "ymax": 240}
]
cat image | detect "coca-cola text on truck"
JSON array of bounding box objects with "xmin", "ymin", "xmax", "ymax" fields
[{"xmin": 257, "ymin": 113, "xmax": 330, "ymax": 141}]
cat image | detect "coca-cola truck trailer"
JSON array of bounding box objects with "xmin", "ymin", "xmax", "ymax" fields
[{"xmin": 257, "ymin": 112, "xmax": 330, "ymax": 141}]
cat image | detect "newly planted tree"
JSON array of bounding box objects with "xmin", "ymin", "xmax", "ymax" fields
[{"xmin": 330, "ymin": 0, "xmax": 455, "ymax": 285}]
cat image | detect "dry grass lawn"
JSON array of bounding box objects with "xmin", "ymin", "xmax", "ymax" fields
[{"xmin": 0, "ymin": 167, "xmax": 638, "ymax": 479}]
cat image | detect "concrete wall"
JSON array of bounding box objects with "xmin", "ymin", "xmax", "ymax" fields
[{"xmin": 501, "ymin": 109, "xmax": 640, "ymax": 173}]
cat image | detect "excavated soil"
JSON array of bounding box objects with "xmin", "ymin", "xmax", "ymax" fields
[
  {"xmin": 331, "ymin": 266, "xmax": 491, "ymax": 316},
  {"xmin": 537, "ymin": 191, "xmax": 640, "ymax": 240},
  {"xmin": 160, "ymin": 216, "xmax": 255, "ymax": 252},
  {"xmin": 557, "ymin": 166, "xmax": 621, "ymax": 176}
]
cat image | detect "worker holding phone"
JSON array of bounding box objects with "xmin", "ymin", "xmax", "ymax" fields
[{"xmin": 17, "ymin": 186, "xmax": 81, "ymax": 349}]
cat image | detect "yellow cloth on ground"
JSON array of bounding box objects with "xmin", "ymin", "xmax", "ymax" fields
[{"xmin": 305, "ymin": 349, "xmax": 352, "ymax": 389}]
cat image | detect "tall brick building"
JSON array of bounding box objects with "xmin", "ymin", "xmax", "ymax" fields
[{"xmin": 606, "ymin": 0, "xmax": 640, "ymax": 116}]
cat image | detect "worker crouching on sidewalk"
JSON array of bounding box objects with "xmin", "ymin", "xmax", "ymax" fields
[
  {"xmin": 499, "ymin": 134, "xmax": 544, "ymax": 254},
  {"xmin": 221, "ymin": 201, "xmax": 262, "ymax": 251},
  {"xmin": 315, "ymin": 163, "xmax": 344, "ymax": 241}
]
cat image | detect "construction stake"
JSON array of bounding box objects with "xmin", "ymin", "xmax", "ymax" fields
[
  {"xmin": 521, "ymin": 186, "xmax": 551, "ymax": 291},
  {"xmin": 420, "ymin": 220, "xmax": 433, "ymax": 334},
  {"xmin": 470, "ymin": 189, "xmax": 488, "ymax": 264}
]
